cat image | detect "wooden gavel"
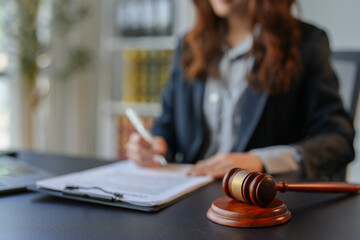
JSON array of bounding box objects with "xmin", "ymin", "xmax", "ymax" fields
[{"xmin": 223, "ymin": 168, "xmax": 360, "ymax": 207}]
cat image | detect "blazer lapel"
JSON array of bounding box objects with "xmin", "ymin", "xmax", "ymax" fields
[
  {"xmin": 235, "ymin": 87, "xmax": 269, "ymax": 152},
  {"xmin": 187, "ymin": 79, "xmax": 205, "ymax": 162}
]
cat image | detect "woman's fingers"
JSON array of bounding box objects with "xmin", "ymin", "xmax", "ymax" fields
[
  {"xmin": 188, "ymin": 154, "xmax": 224, "ymax": 176},
  {"xmin": 152, "ymin": 136, "xmax": 167, "ymax": 156},
  {"xmin": 125, "ymin": 133, "xmax": 166, "ymax": 167},
  {"xmin": 187, "ymin": 153, "xmax": 264, "ymax": 178}
]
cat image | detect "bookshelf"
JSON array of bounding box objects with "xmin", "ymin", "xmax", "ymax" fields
[
  {"xmin": 121, "ymin": 48, "xmax": 173, "ymax": 102},
  {"xmin": 97, "ymin": 0, "xmax": 194, "ymax": 159}
]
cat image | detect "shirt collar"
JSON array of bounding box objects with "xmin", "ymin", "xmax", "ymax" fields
[{"xmin": 223, "ymin": 35, "xmax": 253, "ymax": 61}]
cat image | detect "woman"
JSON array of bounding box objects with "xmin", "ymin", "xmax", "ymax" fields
[{"xmin": 126, "ymin": 0, "xmax": 355, "ymax": 180}]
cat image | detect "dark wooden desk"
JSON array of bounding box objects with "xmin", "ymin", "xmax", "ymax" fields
[{"xmin": 1, "ymin": 152, "xmax": 359, "ymax": 240}]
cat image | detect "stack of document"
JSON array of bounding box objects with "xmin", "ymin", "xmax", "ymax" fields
[{"xmin": 34, "ymin": 161, "xmax": 213, "ymax": 211}]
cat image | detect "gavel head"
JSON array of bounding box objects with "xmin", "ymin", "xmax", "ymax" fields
[{"xmin": 222, "ymin": 168, "xmax": 277, "ymax": 207}]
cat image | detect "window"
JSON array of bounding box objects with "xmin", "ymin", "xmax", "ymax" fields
[{"xmin": 0, "ymin": 1, "xmax": 11, "ymax": 150}]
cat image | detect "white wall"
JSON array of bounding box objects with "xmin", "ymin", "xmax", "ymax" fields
[{"xmin": 299, "ymin": 0, "xmax": 360, "ymax": 51}]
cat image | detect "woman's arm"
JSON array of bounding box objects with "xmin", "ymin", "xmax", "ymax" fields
[{"xmin": 294, "ymin": 29, "xmax": 355, "ymax": 180}]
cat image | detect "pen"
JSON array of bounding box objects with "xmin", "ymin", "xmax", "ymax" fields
[{"xmin": 125, "ymin": 108, "xmax": 167, "ymax": 166}]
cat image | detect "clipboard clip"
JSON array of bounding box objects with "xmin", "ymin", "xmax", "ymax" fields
[
  {"xmin": 63, "ymin": 185, "xmax": 148, "ymax": 202},
  {"xmin": 64, "ymin": 185, "xmax": 124, "ymax": 202}
]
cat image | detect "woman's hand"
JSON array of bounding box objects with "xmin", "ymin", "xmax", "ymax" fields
[
  {"xmin": 187, "ymin": 153, "xmax": 264, "ymax": 178},
  {"xmin": 125, "ymin": 133, "xmax": 167, "ymax": 167}
]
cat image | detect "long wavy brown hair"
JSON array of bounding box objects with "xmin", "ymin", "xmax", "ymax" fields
[{"xmin": 182, "ymin": 0, "xmax": 301, "ymax": 93}]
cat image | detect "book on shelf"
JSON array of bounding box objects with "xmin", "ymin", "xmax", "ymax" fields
[{"xmin": 121, "ymin": 49, "xmax": 173, "ymax": 103}]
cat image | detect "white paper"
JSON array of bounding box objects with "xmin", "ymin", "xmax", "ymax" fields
[{"xmin": 36, "ymin": 161, "xmax": 213, "ymax": 206}]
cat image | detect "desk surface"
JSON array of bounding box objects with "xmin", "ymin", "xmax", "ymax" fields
[{"xmin": 1, "ymin": 152, "xmax": 359, "ymax": 240}]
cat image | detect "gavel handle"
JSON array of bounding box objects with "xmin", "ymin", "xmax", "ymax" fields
[{"xmin": 276, "ymin": 181, "xmax": 360, "ymax": 193}]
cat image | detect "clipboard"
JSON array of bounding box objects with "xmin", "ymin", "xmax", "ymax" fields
[
  {"xmin": 28, "ymin": 161, "xmax": 213, "ymax": 212},
  {"xmin": 28, "ymin": 185, "xmax": 175, "ymax": 212}
]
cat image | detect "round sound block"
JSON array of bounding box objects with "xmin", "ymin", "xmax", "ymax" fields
[{"xmin": 207, "ymin": 197, "xmax": 291, "ymax": 227}]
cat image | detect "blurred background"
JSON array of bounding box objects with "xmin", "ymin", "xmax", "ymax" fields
[{"xmin": 0, "ymin": 0, "xmax": 359, "ymax": 181}]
